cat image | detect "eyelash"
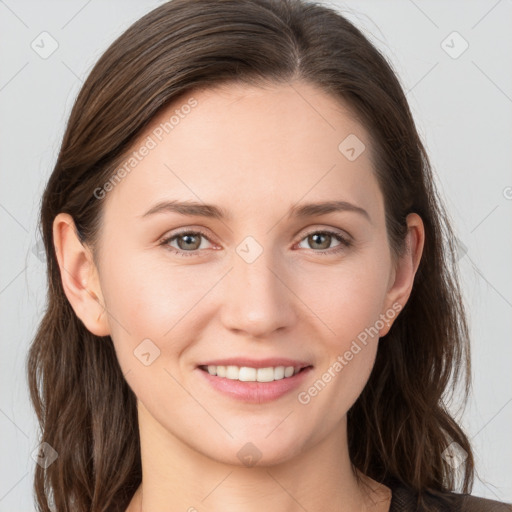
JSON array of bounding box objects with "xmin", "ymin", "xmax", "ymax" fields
[{"xmin": 159, "ymin": 228, "xmax": 352, "ymax": 258}]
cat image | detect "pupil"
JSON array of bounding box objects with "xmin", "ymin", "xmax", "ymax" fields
[
  {"xmin": 181, "ymin": 234, "xmax": 198, "ymax": 249},
  {"xmin": 311, "ymin": 233, "xmax": 329, "ymax": 249}
]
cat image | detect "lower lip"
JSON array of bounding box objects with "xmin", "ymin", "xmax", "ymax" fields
[{"xmin": 197, "ymin": 367, "xmax": 313, "ymax": 403}]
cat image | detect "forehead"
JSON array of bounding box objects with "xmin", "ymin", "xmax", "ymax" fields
[{"xmin": 104, "ymin": 80, "xmax": 383, "ymax": 225}]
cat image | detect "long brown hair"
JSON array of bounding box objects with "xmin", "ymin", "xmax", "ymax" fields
[{"xmin": 28, "ymin": 0, "xmax": 475, "ymax": 510}]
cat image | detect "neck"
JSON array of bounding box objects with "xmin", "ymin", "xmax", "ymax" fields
[{"xmin": 127, "ymin": 403, "xmax": 390, "ymax": 512}]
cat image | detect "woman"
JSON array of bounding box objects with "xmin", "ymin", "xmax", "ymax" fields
[{"xmin": 27, "ymin": 0, "xmax": 511, "ymax": 511}]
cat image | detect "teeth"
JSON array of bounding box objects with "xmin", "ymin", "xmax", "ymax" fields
[
  {"xmin": 274, "ymin": 366, "xmax": 285, "ymax": 380},
  {"xmin": 239, "ymin": 366, "xmax": 257, "ymax": 381},
  {"xmin": 284, "ymin": 366, "xmax": 294, "ymax": 378},
  {"xmin": 205, "ymin": 365, "xmax": 302, "ymax": 382},
  {"xmin": 257, "ymin": 367, "xmax": 274, "ymax": 382},
  {"xmin": 226, "ymin": 365, "xmax": 239, "ymax": 379}
]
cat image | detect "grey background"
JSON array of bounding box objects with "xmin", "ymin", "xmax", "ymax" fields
[{"xmin": 1, "ymin": 0, "xmax": 511, "ymax": 509}]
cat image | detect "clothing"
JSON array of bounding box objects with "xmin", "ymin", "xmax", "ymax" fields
[{"xmin": 388, "ymin": 480, "xmax": 512, "ymax": 512}]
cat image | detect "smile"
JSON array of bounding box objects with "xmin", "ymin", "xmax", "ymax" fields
[
  {"xmin": 196, "ymin": 363, "xmax": 313, "ymax": 403},
  {"xmin": 199, "ymin": 364, "xmax": 305, "ymax": 382}
]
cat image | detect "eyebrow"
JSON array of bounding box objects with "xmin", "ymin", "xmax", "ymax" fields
[{"xmin": 141, "ymin": 199, "xmax": 371, "ymax": 222}]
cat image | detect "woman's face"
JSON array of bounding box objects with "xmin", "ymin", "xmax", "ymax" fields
[{"xmin": 77, "ymin": 80, "xmax": 421, "ymax": 466}]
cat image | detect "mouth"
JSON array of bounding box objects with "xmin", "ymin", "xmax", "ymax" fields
[
  {"xmin": 195, "ymin": 360, "xmax": 314, "ymax": 403},
  {"xmin": 198, "ymin": 364, "xmax": 312, "ymax": 382}
]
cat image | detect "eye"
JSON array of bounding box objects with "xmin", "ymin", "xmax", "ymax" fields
[
  {"xmin": 160, "ymin": 228, "xmax": 352, "ymax": 257},
  {"xmin": 296, "ymin": 230, "xmax": 352, "ymax": 255},
  {"xmin": 160, "ymin": 229, "xmax": 214, "ymax": 257}
]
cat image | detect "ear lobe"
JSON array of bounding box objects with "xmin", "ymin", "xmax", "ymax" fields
[
  {"xmin": 379, "ymin": 213, "xmax": 425, "ymax": 337},
  {"xmin": 52, "ymin": 213, "xmax": 110, "ymax": 337}
]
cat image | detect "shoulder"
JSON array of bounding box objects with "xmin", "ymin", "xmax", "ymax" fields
[
  {"xmin": 388, "ymin": 480, "xmax": 512, "ymax": 512},
  {"xmin": 454, "ymin": 493, "xmax": 512, "ymax": 512}
]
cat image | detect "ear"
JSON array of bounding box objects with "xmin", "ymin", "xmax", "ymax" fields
[
  {"xmin": 379, "ymin": 213, "xmax": 425, "ymax": 337},
  {"xmin": 52, "ymin": 213, "xmax": 110, "ymax": 337}
]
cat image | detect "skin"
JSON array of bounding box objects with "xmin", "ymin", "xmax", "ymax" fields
[{"xmin": 53, "ymin": 80, "xmax": 424, "ymax": 512}]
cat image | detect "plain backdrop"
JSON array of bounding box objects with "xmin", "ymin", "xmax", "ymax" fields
[{"xmin": 0, "ymin": 0, "xmax": 511, "ymax": 510}]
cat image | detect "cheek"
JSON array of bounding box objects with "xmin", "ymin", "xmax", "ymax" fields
[
  {"xmin": 305, "ymin": 341, "xmax": 378, "ymax": 434},
  {"xmin": 291, "ymin": 252, "xmax": 389, "ymax": 403},
  {"xmin": 99, "ymin": 251, "xmax": 217, "ymax": 370},
  {"xmin": 296, "ymin": 279, "xmax": 384, "ymax": 425},
  {"xmin": 292, "ymin": 254, "xmax": 390, "ymax": 345},
  {"xmin": 102, "ymin": 250, "xmax": 198, "ymax": 330}
]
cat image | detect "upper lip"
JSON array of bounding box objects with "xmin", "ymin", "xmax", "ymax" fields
[{"xmin": 197, "ymin": 358, "xmax": 312, "ymax": 369}]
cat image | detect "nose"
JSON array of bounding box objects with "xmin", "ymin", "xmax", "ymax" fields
[{"xmin": 219, "ymin": 241, "xmax": 297, "ymax": 339}]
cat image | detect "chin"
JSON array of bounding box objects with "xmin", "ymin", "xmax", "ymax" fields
[{"xmin": 203, "ymin": 428, "xmax": 307, "ymax": 468}]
